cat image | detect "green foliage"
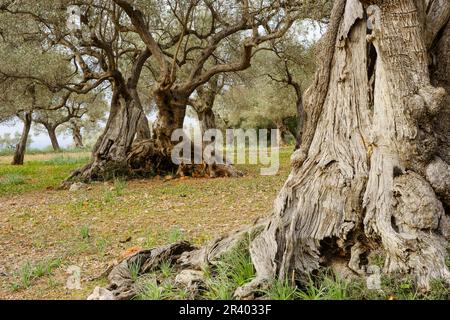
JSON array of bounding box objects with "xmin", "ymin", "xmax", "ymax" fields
[
  {"xmin": 137, "ymin": 278, "xmax": 166, "ymax": 300},
  {"xmin": 128, "ymin": 260, "xmax": 141, "ymax": 282},
  {"xmin": 202, "ymin": 235, "xmax": 255, "ymax": 300},
  {"xmin": 10, "ymin": 258, "xmax": 63, "ymax": 291},
  {"xmin": 262, "ymin": 278, "xmax": 299, "ymax": 300},
  {"xmin": 0, "ymin": 152, "xmax": 89, "ymax": 196},
  {"xmin": 159, "ymin": 261, "xmax": 173, "ymax": 279},
  {"xmin": 95, "ymin": 238, "xmax": 109, "ymax": 256},
  {"xmin": 113, "ymin": 177, "xmax": 127, "ymax": 197},
  {"xmin": 0, "ymin": 173, "xmax": 26, "ymax": 186},
  {"xmin": 44, "ymin": 155, "xmax": 90, "ymax": 165},
  {"xmin": 79, "ymin": 226, "xmax": 90, "ymax": 240},
  {"xmin": 168, "ymin": 227, "xmax": 185, "ymax": 243}
]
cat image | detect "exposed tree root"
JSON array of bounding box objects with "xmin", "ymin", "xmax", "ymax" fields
[{"xmin": 88, "ymin": 219, "xmax": 267, "ymax": 300}]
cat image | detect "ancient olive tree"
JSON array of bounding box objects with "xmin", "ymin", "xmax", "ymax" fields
[
  {"xmin": 92, "ymin": 0, "xmax": 450, "ymax": 300},
  {"xmin": 109, "ymin": 0, "xmax": 307, "ymax": 179},
  {"xmin": 1, "ymin": 0, "xmax": 154, "ymax": 179}
]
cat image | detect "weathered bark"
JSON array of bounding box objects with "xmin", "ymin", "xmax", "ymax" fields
[
  {"xmin": 197, "ymin": 108, "xmax": 216, "ymax": 136},
  {"xmin": 45, "ymin": 125, "xmax": 60, "ymax": 151},
  {"xmin": 126, "ymin": 90, "xmax": 187, "ymax": 176},
  {"xmin": 70, "ymin": 122, "xmax": 83, "ymax": 148},
  {"xmin": 243, "ymin": 0, "xmax": 450, "ymax": 294},
  {"xmin": 67, "ymin": 86, "xmax": 145, "ymax": 182},
  {"xmin": 66, "ymin": 50, "xmax": 153, "ymax": 183},
  {"xmin": 89, "ymin": 0, "xmax": 450, "ymax": 300},
  {"xmin": 128, "ymin": 87, "xmax": 241, "ymax": 178},
  {"xmin": 429, "ymin": 17, "xmax": 450, "ymax": 206},
  {"xmin": 11, "ymin": 111, "xmax": 32, "ymax": 165},
  {"xmin": 293, "ymin": 84, "xmax": 305, "ymax": 150},
  {"xmin": 135, "ymin": 111, "xmax": 151, "ymax": 142}
]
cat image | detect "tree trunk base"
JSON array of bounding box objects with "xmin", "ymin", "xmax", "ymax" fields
[{"xmin": 64, "ymin": 139, "xmax": 243, "ymax": 187}]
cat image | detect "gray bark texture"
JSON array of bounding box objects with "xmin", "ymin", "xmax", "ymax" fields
[{"xmin": 88, "ymin": 0, "xmax": 450, "ymax": 299}]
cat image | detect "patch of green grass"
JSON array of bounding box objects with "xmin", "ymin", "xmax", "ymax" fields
[
  {"xmin": 202, "ymin": 235, "xmax": 255, "ymax": 300},
  {"xmin": 80, "ymin": 226, "xmax": 90, "ymax": 240},
  {"xmin": 136, "ymin": 277, "xmax": 166, "ymax": 300},
  {"xmin": 168, "ymin": 227, "xmax": 184, "ymax": 243},
  {"xmin": 0, "ymin": 146, "xmax": 89, "ymax": 157},
  {"xmin": 128, "ymin": 260, "xmax": 141, "ymax": 282},
  {"xmin": 95, "ymin": 237, "xmax": 109, "ymax": 256},
  {"xmin": 44, "ymin": 155, "xmax": 90, "ymax": 165},
  {"xmin": 0, "ymin": 172, "xmax": 26, "ymax": 185},
  {"xmin": 113, "ymin": 177, "xmax": 126, "ymax": 196},
  {"xmin": 368, "ymin": 251, "xmax": 386, "ymax": 269},
  {"xmin": 159, "ymin": 260, "xmax": 173, "ymax": 279},
  {"xmin": 262, "ymin": 278, "xmax": 299, "ymax": 300},
  {"xmin": 0, "ymin": 154, "xmax": 89, "ymax": 196},
  {"xmin": 10, "ymin": 257, "xmax": 63, "ymax": 291},
  {"xmin": 103, "ymin": 189, "xmax": 114, "ymax": 203}
]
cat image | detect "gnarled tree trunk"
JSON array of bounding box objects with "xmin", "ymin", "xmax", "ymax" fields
[
  {"xmin": 45, "ymin": 125, "xmax": 60, "ymax": 151},
  {"xmin": 89, "ymin": 0, "xmax": 450, "ymax": 301},
  {"xmin": 70, "ymin": 122, "xmax": 83, "ymax": 148},
  {"xmin": 11, "ymin": 111, "xmax": 32, "ymax": 165},
  {"xmin": 198, "ymin": 108, "xmax": 216, "ymax": 137},
  {"xmin": 135, "ymin": 111, "xmax": 151, "ymax": 142},
  {"xmin": 244, "ymin": 0, "xmax": 450, "ymax": 293},
  {"xmin": 67, "ymin": 85, "xmax": 146, "ymax": 182}
]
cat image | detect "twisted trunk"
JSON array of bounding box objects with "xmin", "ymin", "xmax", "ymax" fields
[
  {"xmin": 11, "ymin": 111, "xmax": 32, "ymax": 165},
  {"xmin": 67, "ymin": 85, "xmax": 145, "ymax": 182},
  {"xmin": 46, "ymin": 125, "xmax": 60, "ymax": 151},
  {"xmin": 244, "ymin": 0, "xmax": 450, "ymax": 293},
  {"xmin": 135, "ymin": 111, "xmax": 151, "ymax": 142},
  {"xmin": 198, "ymin": 108, "xmax": 216, "ymax": 136},
  {"xmin": 71, "ymin": 123, "xmax": 83, "ymax": 148}
]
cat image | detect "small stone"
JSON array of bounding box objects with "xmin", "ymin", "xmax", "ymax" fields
[
  {"xmin": 175, "ymin": 270, "xmax": 204, "ymax": 290},
  {"xmin": 69, "ymin": 182, "xmax": 87, "ymax": 192},
  {"xmin": 366, "ymin": 265, "xmax": 381, "ymax": 275},
  {"xmin": 87, "ymin": 286, "xmax": 115, "ymax": 300},
  {"xmin": 366, "ymin": 273, "xmax": 381, "ymax": 290},
  {"xmin": 66, "ymin": 265, "xmax": 82, "ymax": 290}
]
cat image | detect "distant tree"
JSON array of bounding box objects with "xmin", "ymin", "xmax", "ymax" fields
[
  {"xmin": 34, "ymin": 93, "xmax": 107, "ymax": 151},
  {"xmin": 0, "ymin": 132, "xmax": 33, "ymax": 150}
]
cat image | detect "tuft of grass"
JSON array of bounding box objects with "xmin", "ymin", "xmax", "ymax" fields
[
  {"xmin": 95, "ymin": 237, "xmax": 109, "ymax": 256},
  {"xmin": 168, "ymin": 227, "xmax": 184, "ymax": 243},
  {"xmin": 0, "ymin": 173, "xmax": 26, "ymax": 185},
  {"xmin": 128, "ymin": 260, "xmax": 141, "ymax": 282},
  {"xmin": 136, "ymin": 278, "xmax": 165, "ymax": 300},
  {"xmin": 202, "ymin": 235, "xmax": 255, "ymax": 300},
  {"xmin": 263, "ymin": 278, "xmax": 299, "ymax": 300},
  {"xmin": 80, "ymin": 226, "xmax": 90, "ymax": 240},
  {"xmin": 113, "ymin": 177, "xmax": 126, "ymax": 196},
  {"xmin": 159, "ymin": 260, "xmax": 173, "ymax": 279},
  {"xmin": 425, "ymin": 279, "xmax": 450, "ymax": 300},
  {"xmin": 368, "ymin": 251, "xmax": 386, "ymax": 269},
  {"xmin": 10, "ymin": 257, "xmax": 63, "ymax": 291}
]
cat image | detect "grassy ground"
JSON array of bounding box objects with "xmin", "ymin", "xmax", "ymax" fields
[
  {"xmin": 0, "ymin": 148, "xmax": 448, "ymax": 300},
  {"xmin": 0, "ymin": 148, "xmax": 291, "ymax": 299}
]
